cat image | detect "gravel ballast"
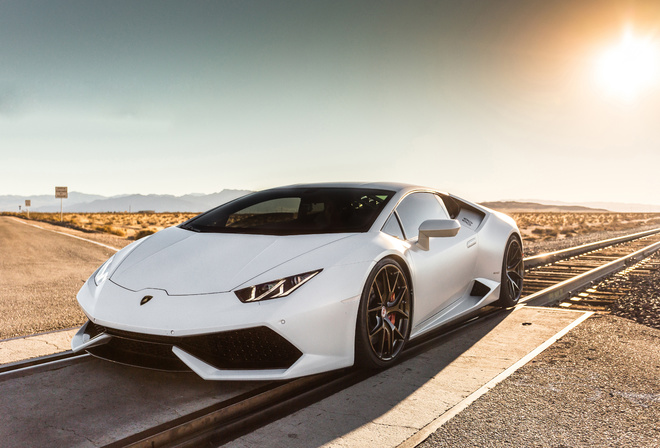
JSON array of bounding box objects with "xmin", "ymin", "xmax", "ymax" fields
[
  {"xmin": 611, "ymin": 253, "xmax": 660, "ymax": 330},
  {"xmin": 418, "ymin": 240, "xmax": 660, "ymax": 447},
  {"xmin": 419, "ymin": 314, "xmax": 660, "ymax": 448}
]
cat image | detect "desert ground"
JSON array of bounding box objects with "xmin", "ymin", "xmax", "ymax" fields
[
  {"xmin": 3, "ymin": 211, "xmax": 660, "ymax": 250},
  {"xmin": 511, "ymin": 212, "xmax": 660, "ymax": 241},
  {"xmin": 2, "ymin": 211, "xmax": 198, "ymax": 240}
]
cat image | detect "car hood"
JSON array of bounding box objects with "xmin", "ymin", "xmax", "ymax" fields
[{"xmin": 109, "ymin": 226, "xmax": 353, "ymax": 295}]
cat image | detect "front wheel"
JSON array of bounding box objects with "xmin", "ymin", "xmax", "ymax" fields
[
  {"xmin": 355, "ymin": 258, "xmax": 412, "ymax": 369},
  {"xmin": 497, "ymin": 235, "xmax": 524, "ymax": 307}
]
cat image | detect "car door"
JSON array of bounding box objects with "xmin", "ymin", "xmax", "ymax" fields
[{"xmin": 394, "ymin": 192, "xmax": 479, "ymax": 328}]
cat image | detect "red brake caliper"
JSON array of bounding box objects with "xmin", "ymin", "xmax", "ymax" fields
[{"xmin": 389, "ymin": 292, "xmax": 396, "ymax": 325}]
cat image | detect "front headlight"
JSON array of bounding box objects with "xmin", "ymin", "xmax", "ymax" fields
[
  {"xmin": 93, "ymin": 255, "xmax": 116, "ymax": 286},
  {"xmin": 234, "ymin": 269, "xmax": 322, "ymax": 303}
]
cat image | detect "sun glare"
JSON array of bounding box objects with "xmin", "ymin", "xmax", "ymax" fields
[{"xmin": 596, "ymin": 28, "xmax": 659, "ymax": 101}]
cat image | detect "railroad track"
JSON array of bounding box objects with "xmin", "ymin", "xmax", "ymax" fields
[
  {"xmin": 0, "ymin": 349, "xmax": 88, "ymax": 378},
  {"xmin": 521, "ymin": 228, "xmax": 660, "ymax": 307},
  {"xmin": 557, "ymin": 253, "xmax": 660, "ymax": 311},
  {"xmin": 2, "ymin": 227, "xmax": 660, "ymax": 448}
]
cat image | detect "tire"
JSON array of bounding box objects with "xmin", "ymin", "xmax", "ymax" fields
[
  {"xmin": 355, "ymin": 258, "xmax": 412, "ymax": 368},
  {"xmin": 497, "ymin": 235, "xmax": 524, "ymax": 308}
]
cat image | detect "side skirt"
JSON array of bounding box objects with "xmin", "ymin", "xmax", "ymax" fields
[{"xmin": 409, "ymin": 278, "xmax": 500, "ymax": 340}]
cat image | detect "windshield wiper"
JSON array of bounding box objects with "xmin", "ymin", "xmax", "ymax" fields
[{"xmin": 179, "ymin": 224, "xmax": 201, "ymax": 232}]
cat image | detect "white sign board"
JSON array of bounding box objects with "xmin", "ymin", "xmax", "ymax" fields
[
  {"xmin": 55, "ymin": 186, "xmax": 68, "ymax": 199},
  {"xmin": 25, "ymin": 200, "xmax": 31, "ymax": 207}
]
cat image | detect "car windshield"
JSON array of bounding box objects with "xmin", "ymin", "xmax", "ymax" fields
[{"xmin": 181, "ymin": 187, "xmax": 395, "ymax": 235}]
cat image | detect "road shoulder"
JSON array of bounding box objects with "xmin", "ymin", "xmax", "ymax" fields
[{"xmin": 0, "ymin": 329, "xmax": 77, "ymax": 365}]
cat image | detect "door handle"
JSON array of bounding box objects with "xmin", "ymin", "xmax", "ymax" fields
[{"xmin": 467, "ymin": 237, "xmax": 477, "ymax": 248}]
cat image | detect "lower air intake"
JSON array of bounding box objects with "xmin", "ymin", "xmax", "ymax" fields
[{"xmin": 83, "ymin": 321, "xmax": 302, "ymax": 371}]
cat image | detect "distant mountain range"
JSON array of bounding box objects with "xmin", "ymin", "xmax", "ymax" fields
[
  {"xmin": 480, "ymin": 201, "xmax": 610, "ymax": 213},
  {"xmin": 2, "ymin": 191, "xmax": 659, "ymax": 213},
  {"xmin": 0, "ymin": 190, "xmax": 252, "ymax": 213},
  {"xmin": 504, "ymin": 199, "xmax": 660, "ymax": 213}
]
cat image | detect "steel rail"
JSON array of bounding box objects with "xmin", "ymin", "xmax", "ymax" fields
[
  {"xmin": 0, "ymin": 350, "xmax": 89, "ymax": 379},
  {"xmin": 522, "ymin": 239, "xmax": 660, "ymax": 307},
  {"xmin": 523, "ymin": 227, "xmax": 660, "ymax": 269},
  {"xmin": 115, "ymin": 369, "xmax": 366, "ymax": 448}
]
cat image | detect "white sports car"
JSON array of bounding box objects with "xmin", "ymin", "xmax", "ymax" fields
[{"xmin": 72, "ymin": 183, "xmax": 523, "ymax": 380}]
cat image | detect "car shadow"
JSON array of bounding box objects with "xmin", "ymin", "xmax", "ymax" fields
[
  {"xmin": 1, "ymin": 308, "xmax": 515, "ymax": 448},
  {"xmin": 265, "ymin": 307, "xmax": 515, "ymax": 447}
]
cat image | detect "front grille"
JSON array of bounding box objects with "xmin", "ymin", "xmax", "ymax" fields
[
  {"xmin": 178, "ymin": 327, "xmax": 303, "ymax": 370},
  {"xmin": 88, "ymin": 335, "xmax": 190, "ymax": 371},
  {"xmin": 85, "ymin": 320, "xmax": 105, "ymax": 339},
  {"xmin": 82, "ymin": 321, "xmax": 302, "ymax": 371}
]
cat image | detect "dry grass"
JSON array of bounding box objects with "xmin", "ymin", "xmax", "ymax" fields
[
  {"xmin": 3, "ymin": 211, "xmax": 660, "ymax": 245},
  {"xmin": 510, "ymin": 212, "xmax": 660, "ymax": 242},
  {"xmin": 5, "ymin": 212, "xmax": 197, "ymax": 239}
]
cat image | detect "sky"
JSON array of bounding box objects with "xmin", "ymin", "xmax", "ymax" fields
[{"xmin": 1, "ymin": 0, "xmax": 659, "ymax": 205}]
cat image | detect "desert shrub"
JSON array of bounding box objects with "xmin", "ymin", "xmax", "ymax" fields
[
  {"xmin": 134, "ymin": 229, "xmax": 156, "ymax": 240},
  {"xmin": 70, "ymin": 216, "xmax": 83, "ymax": 227},
  {"xmin": 94, "ymin": 225, "xmax": 126, "ymax": 237}
]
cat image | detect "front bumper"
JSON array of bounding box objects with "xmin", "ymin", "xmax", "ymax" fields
[
  {"xmin": 74, "ymin": 320, "xmax": 303, "ymax": 372},
  {"xmin": 72, "ymin": 262, "xmax": 371, "ymax": 380}
]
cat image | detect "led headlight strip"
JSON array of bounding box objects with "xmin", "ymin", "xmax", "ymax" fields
[{"xmin": 234, "ymin": 269, "xmax": 322, "ymax": 303}]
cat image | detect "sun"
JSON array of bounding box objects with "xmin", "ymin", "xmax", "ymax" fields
[{"xmin": 596, "ymin": 28, "xmax": 659, "ymax": 101}]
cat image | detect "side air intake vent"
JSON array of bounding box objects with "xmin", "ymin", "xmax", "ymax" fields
[{"xmin": 469, "ymin": 280, "xmax": 491, "ymax": 298}]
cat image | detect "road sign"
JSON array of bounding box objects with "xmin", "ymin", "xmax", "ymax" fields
[
  {"xmin": 55, "ymin": 186, "xmax": 67, "ymax": 221},
  {"xmin": 25, "ymin": 200, "xmax": 31, "ymax": 207},
  {"xmin": 55, "ymin": 187, "xmax": 68, "ymax": 199}
]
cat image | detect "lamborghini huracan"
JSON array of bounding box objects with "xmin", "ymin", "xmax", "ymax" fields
[{"xmin": 72, "ymin": 183, "xmax": 524, "ymax": 380}]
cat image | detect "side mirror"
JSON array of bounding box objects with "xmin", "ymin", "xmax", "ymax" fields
[{"xmin": 417, "ymin": 219, "xmax": 461, "ymax": 250}]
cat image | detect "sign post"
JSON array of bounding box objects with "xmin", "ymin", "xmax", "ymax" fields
[
  {"xmin": 55, "ymin": 187, "xmax": 68, "ymax": 222},
  {"xmin": 25, "ymin": 200, "xmax": 31, "ymax": 219}
]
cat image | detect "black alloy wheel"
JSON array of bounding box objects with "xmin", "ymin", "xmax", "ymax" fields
[
  {"xmin": 356, "ymin": 258, "xmax": 412, "ymax": 368},
  {"xmin": 497, "ymin": 235, "xmax": 524, "ymax": 307}
]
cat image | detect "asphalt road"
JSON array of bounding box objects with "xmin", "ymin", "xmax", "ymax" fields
[{"xmin": 0, "ymin": 216, "xmax": 118, "ymax": 339}]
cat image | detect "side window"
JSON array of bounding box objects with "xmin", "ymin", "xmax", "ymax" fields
[
  {"xmin": 396, "ymin": 193, "xmax": 449, "ymax": 240},
  {"xmin": 440, "ymin": 195, "xmax": 460, "ymax": 219},
  {"xmin": 382, "ymin": 213, "xmax": 405, "ymax": 240}
]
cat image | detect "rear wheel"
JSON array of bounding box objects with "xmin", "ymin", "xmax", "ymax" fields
[
  {"xmin": 497, "ymin": 235, "xmax": 524, "ymax": 307},
  {"xmin": 355, "ymin": 258, "xmax": 412, "ymax": 368}
]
